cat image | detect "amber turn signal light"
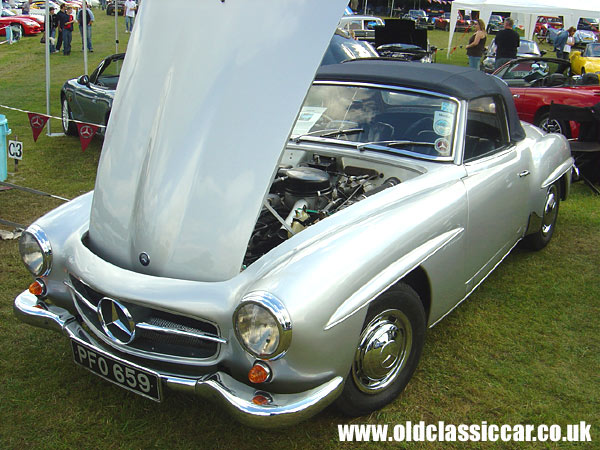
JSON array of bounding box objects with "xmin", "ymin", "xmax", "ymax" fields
[
  {"xmin": 28, "ymin": 279, "xmax": 46, "ymax": 297},
  {"xmin": 248, "ymin": 362, "xmax": 271, "ymax": 384},
  {"xmin": 252, "ymin": 395, "xmax": 270, "ymax": 406}
]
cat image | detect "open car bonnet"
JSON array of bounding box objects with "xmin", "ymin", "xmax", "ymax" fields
[{"xmin": 88, "ymin": 0, "xmax": 349, "ymax": 282}]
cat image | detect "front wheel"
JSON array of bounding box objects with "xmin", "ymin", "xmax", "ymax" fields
[
  {"xmin": 336, "ymin": 283, "xmax": 426, "ymax": 416},
  {"xmin": 523, "ymin": 182, "xmax": 560, "ymax": 250},
  {"xmin": 61, "ymin": 97, "xmax": 77, "ymax": 136}
]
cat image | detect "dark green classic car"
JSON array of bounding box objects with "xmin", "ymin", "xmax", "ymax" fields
[{"xmin": 61, "ymin": 53, "xmax": 124, "ymax": 137}]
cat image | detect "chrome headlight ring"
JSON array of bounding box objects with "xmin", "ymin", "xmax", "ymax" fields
[
  {"xmin": 19, "ymin": 224, "xmax": 52, "ymax": 277},
  {"xmin": 233, "ymin": 291, "xmax": 292, "ymax": 360}
]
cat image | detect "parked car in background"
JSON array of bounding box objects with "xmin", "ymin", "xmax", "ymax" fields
[
  {"xmin": 546, "ymin": 27, "xmax": 598, "ymax": 46},
  {"xmin": 434, "ymin": 12, "xmax": 471, "ymax": 32},
  {"xmin": 486, "ymin": 14, "xmax": 503, "ymax": 33},
  {"xmin": 338, "ymin": 14, "xmax": 384, "ymax": 43},
  {"xmin": 0, "ymin": 9, "xmax": 42, "ymax": 36},
  {"xmin": 570, "ymin": 43, "xmax": 600, "ymax": 75},
  {"xmin": 493, "ymin": 56, "xmax": 600, "ymax": 136},
  {"xmin": 402, "ymin": 9, "xmax": 428, "ymax": 29},
  {"xmin": 106, "ymin": 0, "xmax": 124, "ymax": 16},
  {"xmin": 480, "ymin": 38, "xmax": 544, "ymax": 73},
  {"xmin": 61, "ymin": 53, "xmax": 124, "ymax": 137},
  {"xmin": 320, "ymin": 29, "xmax": 378, "ymax": 66},
  {"xmin": 577, "ymin": 17, "xmax": 599, "ymax": 33},
  {"xmin": 535, "ymin": 16, "xmax": 563, "ymax": 38}
]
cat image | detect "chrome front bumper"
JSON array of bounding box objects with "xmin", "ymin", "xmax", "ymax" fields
[{"xmin": 14, "ymin": 290, "xmax": 344, "ymax": 428}]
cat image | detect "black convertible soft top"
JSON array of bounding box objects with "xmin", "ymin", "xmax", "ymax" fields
[{"xmin": 315, "ymin": 59, "xmax": 526, "ymax": 142}]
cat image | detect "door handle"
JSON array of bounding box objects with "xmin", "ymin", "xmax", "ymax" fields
[
  {"xmin": 519, "ymin": 170, "xmax": 530, "ymax": 178},
  {"xmin": 513, "ymin": 94, "xmax": 520, "ymax": 98}
]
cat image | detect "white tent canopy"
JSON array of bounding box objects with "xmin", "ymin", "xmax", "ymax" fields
[{"xmin": 447, "ymin": 0, "xmax": 600, "ymax": 56}]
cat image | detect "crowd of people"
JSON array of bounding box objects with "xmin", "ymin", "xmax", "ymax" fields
[{"xmin": 8, "ymin": 0, "xmax": 139, "ymax": 54}]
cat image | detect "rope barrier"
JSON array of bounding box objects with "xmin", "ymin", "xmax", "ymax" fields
[{"xmin": 0, "ymin": 103, "xmax": 106, "ymax": 129}]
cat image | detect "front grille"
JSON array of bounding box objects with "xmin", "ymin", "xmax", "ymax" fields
[{"xmin": 67, "ymin": 275, "xmax": 222, "ymax": 362}]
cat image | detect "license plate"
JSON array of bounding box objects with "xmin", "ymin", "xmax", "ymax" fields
[{"xmin": 71, "ymin": 339, "xmax": 162, "ymax": 402}]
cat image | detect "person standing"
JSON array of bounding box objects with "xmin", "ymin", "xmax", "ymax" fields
[
  {"xmin": 55, "ymin": 4, "xmax": 68, "ymax": 52},
  {"xmin": 62, "ymin": 6, "xmax": 75, "ymax": 55},
  {"xmin": 21, "ymin": 0, "xmax": 29, "ymax": 15},
  {"xmin": 554, "ymin": 27, "xmax": 576, "ymax": 59},
  {"xmin": 48, "ymin": 6, "xmax": 59, "ymax": 53},
  {"xmin": 494, "ymin": 17, "xmax": 520, "ymax": 70},
  {"xmin": 124, "ymin": 0, "xmax": 136, "ymax": 33},
  {"xmin": 100, "ymin": 0, "xmax": 106, "ymax": 10},
  {"xmin": 465, "ymin": 19, "xmax": 487, "ymax": 70},
  {"xmin": 77, "ymin": 1, "xmax": 94, "ymax": 52}
]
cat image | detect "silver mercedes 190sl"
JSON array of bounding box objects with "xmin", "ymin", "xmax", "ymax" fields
[{"xmin": 14, "ymin": 0, "xmax": 573, "ymax": 427}]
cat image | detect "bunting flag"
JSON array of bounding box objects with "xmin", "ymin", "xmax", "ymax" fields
[
  {"xmin": 76, "ymin": 123, "xmax": 99, "ymax": 151},
  {"xmin": 27, "ymin": 113, "xmax": 49, "ymax": 142}
]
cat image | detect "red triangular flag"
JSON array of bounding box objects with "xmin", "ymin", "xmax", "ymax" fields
[
  {"xmin": 27, "ymin": 113, "xmax": 49, "ymax": 142},
  {"xmin": 76, "ymin": 123, "xmax": 99, "ymax": 151}
]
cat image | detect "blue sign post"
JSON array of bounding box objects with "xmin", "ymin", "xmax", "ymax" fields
[{"xmin": 0, "ymin": 114, "xmax": 11, "ymax": 182}]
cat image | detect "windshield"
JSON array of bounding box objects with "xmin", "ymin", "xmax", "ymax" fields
[
  {"xmin": 584, "ymin": 43, "xmax": 600, "ymax": 57},
  {"xmin": 291, "ymin": 84, "xmax": 458, "ymax": 160}
]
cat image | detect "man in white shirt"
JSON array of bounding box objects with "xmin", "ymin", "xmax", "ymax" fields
[{"xmin": 124, "ymin": 0, "xmax": 136, "ymax": 33}]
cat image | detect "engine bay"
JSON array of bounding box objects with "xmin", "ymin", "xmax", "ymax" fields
[{"xmin": 243, "ymin": 150, "xmax": 423, "ymax": 266}]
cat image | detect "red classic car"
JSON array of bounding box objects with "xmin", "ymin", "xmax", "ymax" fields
[
  {"xmin": 0, "ymin": 9, "xmax": 43, "ymax": 36},
  {"xmin": 534, "ymin": 16, "xmax": 563, "ymax": 38},
  {"xmin": 493, "ymin": 57, "xmax": 600, "ymax": 137},
  {"xmin": 435, "ymin": 12, "xmax": 471, "ymax": 32}
]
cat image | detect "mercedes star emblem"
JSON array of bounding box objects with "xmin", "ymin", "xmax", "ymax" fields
[
  {"xmin": 79, "ymin": 125, "xmax": 95, "ymax": 139},
  {"xmin": 97, "ymin": 298, "xmax": 136, "ymax": 344}
]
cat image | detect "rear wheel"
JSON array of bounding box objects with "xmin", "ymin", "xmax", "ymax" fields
[
  {"xmin": 62, "ymin": 98, "xmax": 77, "ymax": 136},
  {"xmin": 523, "ymin": 182, "xmax": 560, "ymax": 250},
  {"xmin": 535, "ymin": 111, "xmax": 568, "ymax": 136},
  {"xmin": 336, "ymin": 283, "xmax": 426, "ymax": 416}
]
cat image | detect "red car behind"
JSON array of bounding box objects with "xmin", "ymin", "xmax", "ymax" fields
[{"xmin": 0, "ymin": 10, "xmax": 43, "ymax": 36}]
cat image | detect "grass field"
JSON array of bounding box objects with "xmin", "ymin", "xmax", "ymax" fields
[{"xmin": 0, "ymin": 11, "xmax": 598, "ymax": 449}]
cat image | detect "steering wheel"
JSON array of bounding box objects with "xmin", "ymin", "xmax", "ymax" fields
[{"xmin": 404, "ymin": 117, "xmax": 434, "ymax": 140}]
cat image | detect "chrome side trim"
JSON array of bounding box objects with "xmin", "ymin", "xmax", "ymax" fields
[
  {"xmin": 429, "ymin": 238, "xmax": 521, "ymax": 328},
  {"xmin": 136, "ymin": 322, "xmax": 227, "ymax": 344},
  {"xmin": 541, "ymin": 158, "xmax": 573, "ymax": 189},
  {"xmin": 325, "ymin": 227, "xmax": 464, "ymax": 330}
]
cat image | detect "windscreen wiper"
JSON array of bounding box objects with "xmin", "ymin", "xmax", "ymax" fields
[
  {"xmin": 358, "ymin": 140, "xmax": 435, "ymax": 151},
  {"xmin": 292, "ymin": 128, "xmax": 364, "ymax": 143}
]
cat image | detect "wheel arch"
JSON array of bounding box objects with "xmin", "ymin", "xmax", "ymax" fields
[{"xmin": 396, "ymin": 266, "xmax": 431, "ymax": 324}]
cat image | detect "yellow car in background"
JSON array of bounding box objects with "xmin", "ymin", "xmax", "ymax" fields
[{"xmin": 570, "ymin": 43, "xmax": 600, "ymax": 75}]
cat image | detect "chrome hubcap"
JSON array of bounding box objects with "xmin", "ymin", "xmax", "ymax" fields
[
  {"xmin": 352, "ymin": 309, "xmax": 412, "ymax": 394},
  {"xmin": 541, "ymin": 185, "xmax": 558, "ymax": 236}
]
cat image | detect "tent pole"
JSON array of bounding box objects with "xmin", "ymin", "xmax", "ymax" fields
[
  {"xmin": 115, "ymin": 1, "xmax": 118, "ymax": 53},
  {"xmin": 45, "ymin": 0, "xmax": 51, "ymax": 135},
  {"xmin": 83, "ymin": 1, "xmax": 88, "ymax": 75}
]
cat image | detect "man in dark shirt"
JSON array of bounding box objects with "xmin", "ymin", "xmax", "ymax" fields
[
  {"xmin": 494, "ymin": 17, "xmax": 520, "ymax": 70},
  {"xmin": 55, "ymin": 4, "xmax": 68, "ymax": 52}
]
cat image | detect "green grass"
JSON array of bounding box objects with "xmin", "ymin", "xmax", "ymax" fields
[{"xmin": 1, "ymin": 15, "xmax": 599, "ymax": 449}]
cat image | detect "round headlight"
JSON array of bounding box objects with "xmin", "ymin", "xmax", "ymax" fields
[
  {"xmin": 19, "ymin": 225, "xmax": 52, "ymax": 277},
  {"xmin": 233, "ymin": 292, "xmax": 291, "ymax": 359}
]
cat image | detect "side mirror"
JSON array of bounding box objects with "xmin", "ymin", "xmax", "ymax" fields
[
  {"xmin": 540, "ymin": 50, "xmax": 547, "ymax": 56},
  {"xmin": 77, "ymin": 75, "xmax": 90, "ymax": 86}
]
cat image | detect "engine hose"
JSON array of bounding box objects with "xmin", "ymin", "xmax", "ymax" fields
[{"xmin": 358, "ymin": 177, "xmax": 401, "ymax": 200}]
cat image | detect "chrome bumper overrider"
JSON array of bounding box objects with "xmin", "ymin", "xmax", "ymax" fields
[{"xmin": 14, "ymin": 290, "xmax": 344, "ymax": 428}]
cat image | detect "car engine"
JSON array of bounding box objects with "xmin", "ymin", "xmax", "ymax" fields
[{"xmin": 244, "ymin": 154, "xmax": 400, "ymax": 265}]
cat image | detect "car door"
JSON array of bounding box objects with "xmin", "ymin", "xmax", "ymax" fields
[{"xmin": 461, "ymin": 96, "xmax": 531, "ymax": 291}]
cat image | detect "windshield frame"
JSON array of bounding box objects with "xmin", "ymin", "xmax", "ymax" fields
[{"xmin": 291, "ymin": 80, "xmax": 462, "ymax": 163}]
